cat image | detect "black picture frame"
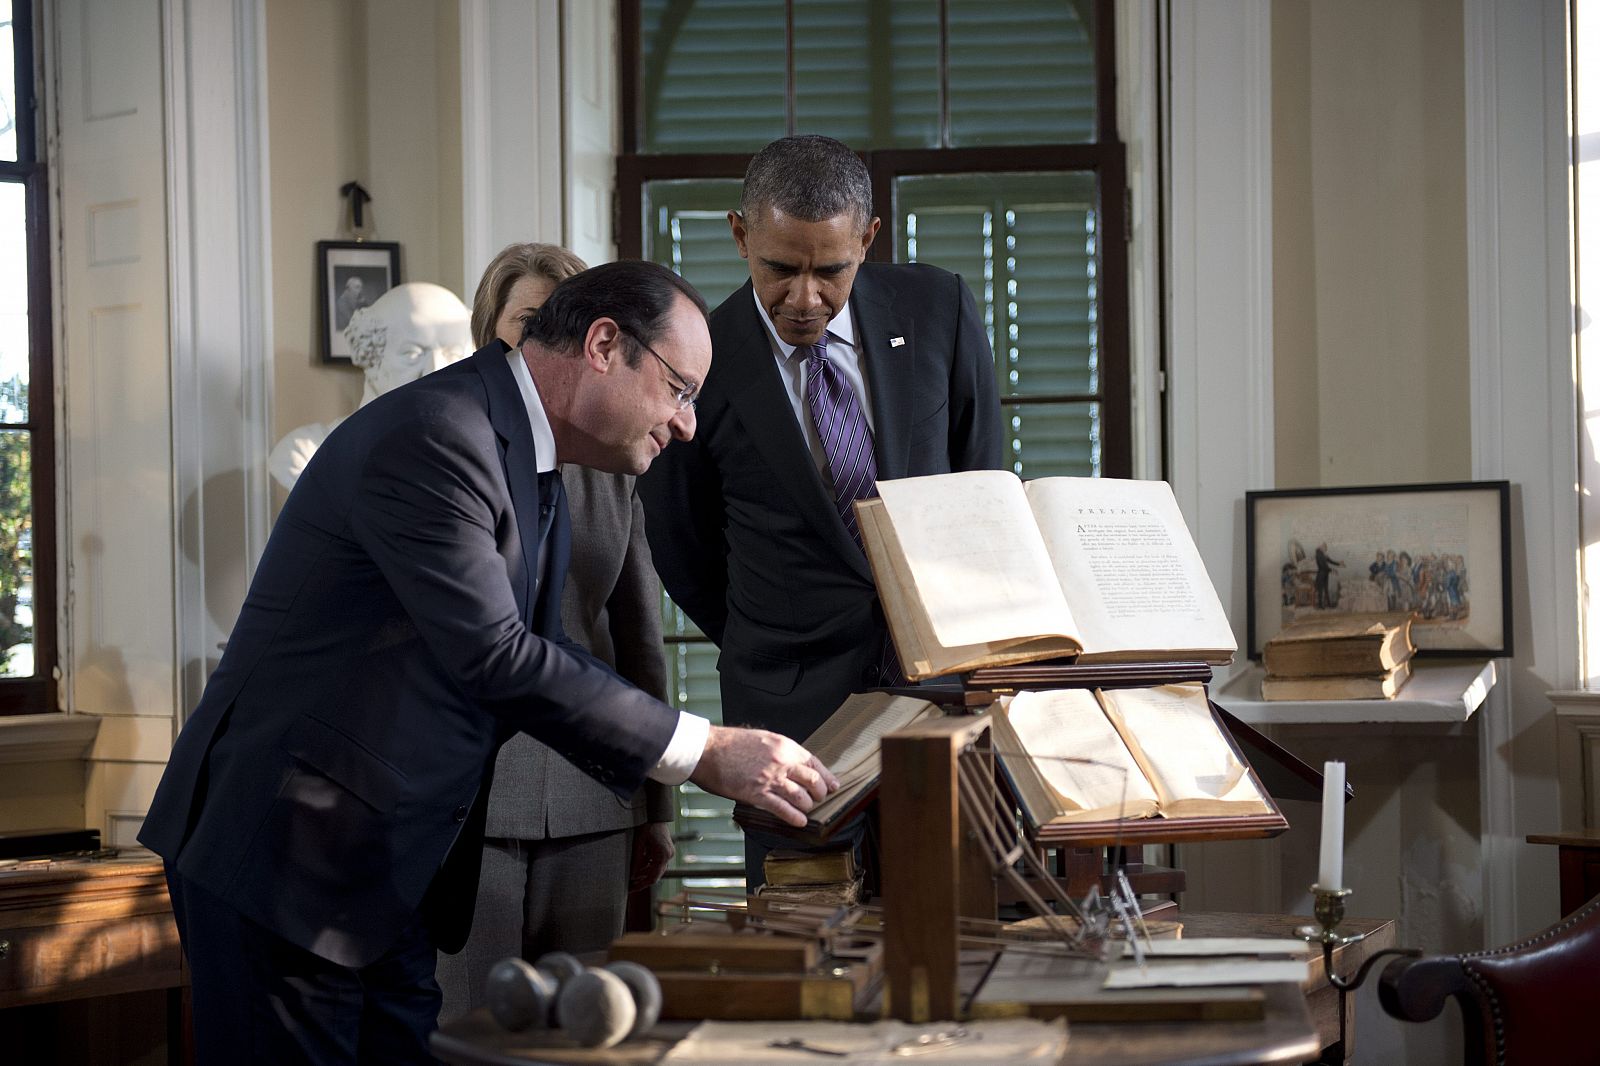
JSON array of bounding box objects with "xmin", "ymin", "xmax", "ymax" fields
[
  {"xmin": 1245, "ymin": 480, "xmax": 1513, "ymax": 660},
  {"xmin": 317, "ymin": 240, "xmax": 402, "ymax": 363}
]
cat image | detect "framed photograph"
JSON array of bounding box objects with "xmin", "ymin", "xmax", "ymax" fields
[
  {"xmin": 1245, "ymin": 481, "xmax": 1512, "ymax": 659},
  {"xmin": 317, "ymin": 240, "xmax": 402, "ymax": 363}
]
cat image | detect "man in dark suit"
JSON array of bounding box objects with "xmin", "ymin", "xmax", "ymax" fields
[
  {"xmin": 638, "ymin": 136, "xmax": 1002, "ymax": 883},
  {"xmin": 139, "ymin": 261, "xmax": 837, "ymax": 1065}
]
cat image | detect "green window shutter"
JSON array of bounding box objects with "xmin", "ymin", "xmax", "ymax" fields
[
  {"xmin": 946, "ymin": 0, "xmax": 1097, "ymax": 146},
  {"xmin": 898, "ymin": 172, "xmax": 1102, "ymax": 478},
  {"xmin": 642, "ymin": 0, "xmax": 1096, "ymax": 151}
]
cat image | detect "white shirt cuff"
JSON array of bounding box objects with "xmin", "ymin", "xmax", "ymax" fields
[{"xmin": 648, "ymin": 711, "xmax": 711, "ymax": 785}]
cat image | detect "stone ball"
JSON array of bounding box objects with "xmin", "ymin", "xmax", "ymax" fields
[
  {"xmin": 555, "ymin": 968, "xmax": 636, "ymax": 1049},
  {"xmin": 484, "ymin": 957, "xmax": 555, "ymax": 1032},
  {"xmin": 532, "ymin": 950, "xmax": 585, "ymax": 988},
  {"xmin": 603, "ymin": 960, "xmax": 662, "ymax": 1038}
]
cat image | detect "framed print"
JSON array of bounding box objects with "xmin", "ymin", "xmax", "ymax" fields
[
  {"xmin": 1245, "ymin": 481, "xmax": 1512, "ymax": 659},
  {"xmin": 317, "ymin": 240, "xmax": 401, "ymax": 363}
]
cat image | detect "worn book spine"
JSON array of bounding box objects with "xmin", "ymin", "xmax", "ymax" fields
[
  {"xmin": 1262, "ymin": 637, "xmax": 1413, "ymax": 677},
  {"xmin": 1260, "ymin": 660, "xmax": 1411, "ymax": 700},
  {"xmin": 1261, "ymin": 615, "xmax": 1415, "ymax": 676},
  {"xmin": 754, "ymin": 879, "xmax": 862, "ymax": 906},
  {"xmin": 763, "ymin": 848, "xmax": 857, "ymax": 887}
]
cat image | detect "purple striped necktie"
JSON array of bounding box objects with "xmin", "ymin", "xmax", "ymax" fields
[
  {"xmin": 803, "ymin": 337, "xmax": 904, "ymax": 686},
  {"xmin": 803, "ymin": 337, "xmax": 877, "ymax": 547}
]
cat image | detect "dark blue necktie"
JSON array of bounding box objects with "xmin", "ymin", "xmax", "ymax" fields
[
  {"xmin": 802, "ymin": 338, "xmax": 903, "ymax": 687},
  {"xmin": 537, "ymin": 470, "xmax": 562, "ymax": 542},
  {"xmin": 532, "ymin": 469, "xmax": 564, "ymax": 618}
]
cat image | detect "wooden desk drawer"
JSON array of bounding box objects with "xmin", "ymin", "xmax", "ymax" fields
[
  {"xmin": 0, "ymin": 857, "xmax": 187, "ymax": 1005},
  {"xmin": 0, "ymin": 912, "xmax": 184, "ymax": 1007}
]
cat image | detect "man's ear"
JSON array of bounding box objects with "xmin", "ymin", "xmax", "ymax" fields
[
  {"xmin": 728, "ymin": 211, "xmax": 751, "ymax": 260},
  {"xmin": 859, "ymin": 216, "xmax": 882, "ymax": 257},
  {"xmin": 582, "ymin": 317, "xmax": 623, "ymax": 374}
]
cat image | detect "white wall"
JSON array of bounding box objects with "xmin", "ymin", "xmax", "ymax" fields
[
  {"xmin": 17, "ymin": 0, "xmax": 474, "ymax": 841},
  {"xmin": 1177, "ymin": 2, "xmax": 1574, "ymax": 1061},
  {"xmin": 1272, "ymin": 0, "xmax": 1471, "ymax": 489},
  {"xmin": 266, "ymin": 0, "xmax": 464, "ymax": 510}
]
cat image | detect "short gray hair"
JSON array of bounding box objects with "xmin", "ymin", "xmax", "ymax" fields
[{"xmin": 738, "ymin": 135, "xmax": 872, "ymax": 231}]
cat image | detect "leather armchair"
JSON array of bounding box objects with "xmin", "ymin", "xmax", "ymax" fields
[{"xmin": 1378, "ymin": 892, "xmax": 1600, "ymax": 1066}]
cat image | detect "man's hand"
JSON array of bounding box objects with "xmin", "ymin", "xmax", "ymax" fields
[
  {"xmin": 629, "ymin": 822, "xmax": 675, "ymax": 892},
  {"xmin": 688, "ymin": 725, "xmax": 840, "ymax": 828}
]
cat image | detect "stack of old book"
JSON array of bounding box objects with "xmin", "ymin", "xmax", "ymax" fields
[
  {"xmin": 756, "ymin": 846, "xmax": 864, "ymax": 906},
  {"xmin": 1260, "ymin": 612, "xmax": 1415, "ymax": 700}
]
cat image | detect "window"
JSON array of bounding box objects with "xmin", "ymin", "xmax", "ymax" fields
[
  {"xmin": 617, "ymin": 0, "xmax": 1126, "ymax": 886},
  {"xmin": 0, "ymin": 0, "xmax": 57, "ymax": 715}
]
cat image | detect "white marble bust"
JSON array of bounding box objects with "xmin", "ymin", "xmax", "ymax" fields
[{"xmin": 269, "ymin": 282, "xmax": 473, "ymax": 489}]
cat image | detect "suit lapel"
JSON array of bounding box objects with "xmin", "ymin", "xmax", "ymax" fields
[
  {"xmin": 851, "ymin": 267, "xmax": 916, "ymax": 481},
  {"xmin": 475, "ymin": 341, "xmax": 541, "ymax": 622},
  {"xmin": 717, "ymin": 284, "xmax": 870, "ymax": 577}
]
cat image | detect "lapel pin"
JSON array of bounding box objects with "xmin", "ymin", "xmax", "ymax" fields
[{"xmin": 889, "ymin": 336, "xmax": 905, "ymax": 347}]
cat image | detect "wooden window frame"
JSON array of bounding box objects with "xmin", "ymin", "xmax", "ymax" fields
[
  {"xmin": 0, "ymin": 0, "xmax": 59, "ymax": 715},
  {"xmin": 614, "ymin": 0, "xmax": 1129, "ymax": 477}
]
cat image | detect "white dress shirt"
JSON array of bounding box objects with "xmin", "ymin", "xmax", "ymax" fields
[
  {"xmin": 505, "ymin": 347, "xmax": 709, "ymax": 785},
  {"xmin": 752, "ymin": 290, "xmax": 877, "ymax": 485}
]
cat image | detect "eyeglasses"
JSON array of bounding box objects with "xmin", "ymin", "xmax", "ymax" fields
[{"xmin": 621, "ymin": 329, "xmax": 699, "ymax": 412}]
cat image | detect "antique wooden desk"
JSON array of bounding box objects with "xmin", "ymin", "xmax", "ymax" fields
[
  {"xmin": 1178, "ymin": 911, "xmax": 1394, "ymax": 1066},
  {"xmin": 432, "ymin": 911, "xmax": 1395, "ymax": 1066},
  {"xmin": 434, "ymin": 991, "xmax": 1320, "ymax": 1066},
  {"xmin": 0, "ymin": 854, "xmax": 190, "ymax": 1064},
  {"xmin": 428, "ymin": 911, "xmax": 1415, "ymax": 1066}
]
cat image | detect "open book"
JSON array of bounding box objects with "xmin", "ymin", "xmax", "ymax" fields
[
  {"xmin": 857, "ymin": 472, "xmax": 1236, "ymax": 680},
  {"xmin": 732, "ymin": 691, "xmax": 944, "ymax": 837},
  {"xmin": 990, "ymin": 683, "xmax": 1272, "ymax": 827}
]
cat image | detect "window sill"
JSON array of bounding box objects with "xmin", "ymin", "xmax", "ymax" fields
[
  {"xmin": 0, "ymin": 713, "xmax": 102, "ymax": 765},
  {"xmin": 1550, "ymin": 690, "xmax": 1600, "ymax": 714}
]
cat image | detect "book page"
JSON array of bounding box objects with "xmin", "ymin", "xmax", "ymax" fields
[
  {"xmin": 1101, "ymin": 959, "xmax": 1310, "ymax": 989},
  {"xmin": 1001, "ymin": 690, "xmax": 1158, "ymax": 820},
  {"xmin": 1096, "ymin": 684, "xmax": 1269, "ymax": 816},
  {"xmin": 861, "ymin": 501, "xmax": 1077, "ymax": 679},
  {"xmin": 876, "ymin": 471, "xmax": 1079, "ymax": 649},
  {"xmin": 800, "ymin": 693, "xmax": 941, "ymax": 826},
  {"xmin": 1025, "ymin": 477, "xmax": 1236, "ymax": 661},
  {"xmin": 805, "ymin": 692, "xmax": 940, "ymax": 781},
  {"xmin": 1120, "ymin": 939, "xmax": 1312, "ymax": 959}
]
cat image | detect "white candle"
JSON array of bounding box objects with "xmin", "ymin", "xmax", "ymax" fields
[{"xmin": 1317, "ymin": 760, "xmax": 1346, "ymax": 890}]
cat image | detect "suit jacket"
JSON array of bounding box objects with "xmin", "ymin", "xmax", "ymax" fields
[
  {"xmin": 139, "ymin": 342, "xmax": 678, "ymax": 969},
  {"xmin": 484, "ymin": 465, "xmax": 673, "ymax": 840},
  {"xmin": 639, "ymin": 263, "xmax": 1002, "ymax": 742}
]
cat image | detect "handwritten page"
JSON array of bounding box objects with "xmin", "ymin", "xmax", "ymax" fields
[
  {"xmin": 664, "ymin": 1019, "xmax": 1068, "ymax": 1064},
  {"xmin": 877, "ymin": 471, "xmax": 1077, "ymax": 650},
  {"xmin": 1003, "ymin": 690, "xmax": 1159, "ymax": 820},
  {"xmin": 1121, "ymin": 938, "xmax": 1312, "ymax": 959},
  {"xmin": 1102, "ymin": 959, "xmax": 1310, "ymax": 989}
]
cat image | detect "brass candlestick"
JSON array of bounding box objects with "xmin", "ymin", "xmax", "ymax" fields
[{"xmin": 1296, "ymin": 886, "xmax": 1419, "ymax": 1061}]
